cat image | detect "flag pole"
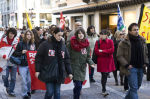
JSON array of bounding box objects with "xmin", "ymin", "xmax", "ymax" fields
[{"xmin": 138, "ymin": 4, "xmax": 145, "ymax": 28}]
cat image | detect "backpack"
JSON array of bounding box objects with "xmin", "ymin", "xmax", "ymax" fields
[{"xmin": 92, "ymin": 40, "xmax": 100, "ymax": 64}]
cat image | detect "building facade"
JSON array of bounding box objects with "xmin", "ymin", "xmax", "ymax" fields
[
  {"xmin": 52, "ymin": 0, "xmax": 150, "ymax": 34},
  {"xmin": 0, "ymin": 0, "xmax": 52, "ymax": 28}
]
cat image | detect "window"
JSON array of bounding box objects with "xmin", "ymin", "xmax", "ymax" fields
[
  {"xmin": 41, "ymin": 0, "xmax": 50, "ymax": 5},
  {"xmin": 88, "ymin": 14, "xmax": 94, "ymax": 26},
  {"xmin": 43, "ymin": 0, "xmax": 50, "ymax": 4}
]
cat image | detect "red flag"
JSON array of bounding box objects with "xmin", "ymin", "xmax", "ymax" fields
[
  {"xmin": 26, "ymin": 51, "xmax": 46, "ymax": 90},
  {"xmin": 59, "ymin": 12, "xmax": 65, "ymax": 30}
]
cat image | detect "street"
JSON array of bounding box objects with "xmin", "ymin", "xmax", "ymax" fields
[{"xmin": 0, "ymin": 70, "xmax": 150, "ymax": 99}]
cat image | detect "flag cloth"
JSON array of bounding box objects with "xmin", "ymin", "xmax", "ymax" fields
[
  {"xmin": 138, "ymin": 4, "xmax": 150, "ymax": 43},
  {"xmin": 26, "ymin": 51, "xmax": 46, "ymax": 90},
  {"xmin": 117, "ymin": 4, "xmax": 125, "ymax": 31},
  {"xmin": 17, "ymin": 21, "xmax": 19, "ymax": 29},
  {"xmin": 25, "ymin": 11, "xmax": 32, "ymax": 30},
  {"xmin": 59, "ymin": 12, "xmax": 65, "ymax": 30},
  {"xmin": 0, "ymin": 31, "xmax": 20, "ymax": 71}
]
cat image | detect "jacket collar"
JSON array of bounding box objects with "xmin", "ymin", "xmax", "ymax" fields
[
  {"xmin": 2, "ymin": 36, "xmax": 8, "ymax": 44},
  {"xmin": 100, "ymin": 38, "xmax": 109, "ymax": 43},
  {"xmin": 125, "ymin": 34, "xmax": 146, "ymax": 41},
  {"xmin": 124, "ymin": 34, "xmax": 146, "ymax": 46}
]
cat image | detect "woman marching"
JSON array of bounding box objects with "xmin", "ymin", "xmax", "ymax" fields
[
  {"xmin": 16, "ymin": 30, "xmax": 36, "ymax": 99},
  {"xmin": 67, "ymin": 27, "xmax": 95, "ymax": 99},
  {"xmin": 35, "ymin": 27, "xmax": 73, "ymax": 99},
  {"xmin": 87, "ymin": 25, "xmax": 98, "ymax": 82}
]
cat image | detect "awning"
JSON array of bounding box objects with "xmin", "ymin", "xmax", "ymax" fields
[{"xmin": 53, "ymin": 0, "xmax": 149, "ymax": 15}]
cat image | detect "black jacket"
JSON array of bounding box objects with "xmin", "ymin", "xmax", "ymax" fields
[
  {"xmin": 35, "ymin": 37, "xmax": 72, "ymax": 83},
  {"xmin": 15, "ymin": 41, "xmax": 36, "ymax": 66}
]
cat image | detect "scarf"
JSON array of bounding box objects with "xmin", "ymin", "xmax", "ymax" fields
[
  {"xmin": 71, "ymin": 36, "xmax": 89, "ymax": 52},
  {"xmin": 129, "ymin": 34, "xmax": 144, "ymax": 68},
  {"xmin": 51, "ymin": 36, "xmax": 64, "ymax": 82},
  {"xmin": 7, "ymin": 36, "xmax": 14, "ymax": 45}
]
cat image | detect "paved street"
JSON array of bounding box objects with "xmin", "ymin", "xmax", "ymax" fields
[{"xmin": 0, "ymin": 70, "xmax": 150, "ymax": 99}]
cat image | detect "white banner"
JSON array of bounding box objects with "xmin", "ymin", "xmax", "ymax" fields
[{"xmin": 61, "ymin": 65, "xmax": 90, "ymax": 91}]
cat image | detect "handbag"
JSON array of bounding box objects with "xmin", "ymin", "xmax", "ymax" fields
[
  {"xmin": 39, "ymin": 59, "xmax": 59, "ymax": 82},
  {"xmin": 10, "ymin": 56, "xmax": 21, "ymax": 65},
  {"xmin": 92, "ymin": 40, "xmax": 100, "ymax": 64}
]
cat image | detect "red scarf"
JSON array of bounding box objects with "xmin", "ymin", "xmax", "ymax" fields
[
  {"xmin": 7, "ymin": 36, "xmax": 14, "ymax": 45},
  {"xmin": 71, "ymin": 36, "xmax": 89, "ymax": 52}
]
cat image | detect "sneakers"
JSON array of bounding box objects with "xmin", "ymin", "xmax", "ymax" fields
[
  {"xmin": 6, "ymin": 87, "xmax": 9, "ymax": 94},
  {"xmin": 23, "ymin": 92, "xmax": 31, "ymax": 99},
  {"xmin": 8, "ymin": 92, "xmax": 16, "ymax": 97},
  {"xmin": 90, "ymin": 79, "xmax": 96, "ymax": 83},
  {"xmin": 115, "ymin": 81, "xmax": 119, "ymax": 86},
  {"xmin": 101, "ymin": 91, "xmax": 109, "ymax": 97},
  {"xmin": 124, "ymin": 89, "xmax": 128, "ymax": 92},
  {"xmin": 27, "ymin": 92, "xmax": 31, "ymax": 97},
  {"xmin": 23, "ymin": 95, "xmax": 29, "ymax": 99},
  {"xmin": 107, "ymin": 74, "xmax": 111, "ymax": 78},
  {"xmin": 31, "ymin": 90, "xmax": 36, "ymax": 94}
]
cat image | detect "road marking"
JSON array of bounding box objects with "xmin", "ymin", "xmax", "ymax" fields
[{"xmin": 95, "ymin": 82, "xmax": 126, "ymax": 98}]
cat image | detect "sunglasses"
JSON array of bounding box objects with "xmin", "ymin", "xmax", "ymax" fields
[{"xmin": 120, "ymin": 33, "xmax": 125, "ymax": 35}]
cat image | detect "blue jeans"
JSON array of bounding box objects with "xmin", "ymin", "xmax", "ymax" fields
[
  {"xmin": 2, "ymin": 66, "xmax": 17, "ymax": 93},
  {"xmin": 125, "ymin": 67, "xmax": 143, "ymax": 99},
  {"xmin": 73, "ymin": 80, "xmax": 83, "ymax": 99},
  {"xmin": 19, "ymin": 66, "xmax": 31, "ymax": 96},
  {"xmin": 45, "ymin": 83, "xmax": 61, "ymax": 99}
]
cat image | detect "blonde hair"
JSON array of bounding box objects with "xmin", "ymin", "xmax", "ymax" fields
[
  {"xmin": 23, "ymin": 30, "xmax": 35, "ymax": 44},
  {"xmin": 114, "ymin": 30, "xmax": 126, "ymax": 40}
]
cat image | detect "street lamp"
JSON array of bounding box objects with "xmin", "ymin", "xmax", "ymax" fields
[{"xmin": 29, "ymin": 8, "xmax": 34, "ymax": 25}]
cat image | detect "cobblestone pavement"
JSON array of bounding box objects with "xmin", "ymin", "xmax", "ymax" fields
[{"xmin": 0, "ymin": 70, "xmax": 150, "ymax": 99}]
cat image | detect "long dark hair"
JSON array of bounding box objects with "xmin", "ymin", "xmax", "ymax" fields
[
  {"xmin": 23, "ymin": 30, "xmax": 35, "ymax": 44},
  {"xmin": 53, "ymin": 27, "xmax": 63, "ymax": 34},
  {"xmin": 87, "ymin": 25, "xmax": 96, "ymax": 36},
  {"xmin": 48, "ymin": 27, "xmax": 64, "ymax": 42}
]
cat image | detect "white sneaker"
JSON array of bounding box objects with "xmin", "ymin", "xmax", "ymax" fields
[{"xmin": 101, "ymin": 92, "xmax": 109, "ymax": 97}]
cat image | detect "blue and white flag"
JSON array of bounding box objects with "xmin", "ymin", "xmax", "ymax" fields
[{"xmin": 117, "ymin": 4, "xmax": 125, "ymax": 31}]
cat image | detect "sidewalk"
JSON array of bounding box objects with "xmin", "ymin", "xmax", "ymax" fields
[{"xmin": 0, "ymin": 70, "xmax": 150, "ymax": 99}]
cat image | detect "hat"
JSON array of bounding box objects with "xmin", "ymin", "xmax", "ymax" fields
[{"xmin": 99, "ymin": 29, "xmax": 109, "ymax": 35}]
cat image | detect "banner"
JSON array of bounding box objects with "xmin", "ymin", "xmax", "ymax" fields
[
  {"xmin": 138, "ymin": 4, "xmax": 150, "ymax": 43},
  {"xmin": 26, "ymin": 51, "xmax": 46, "ymax": 90},
  {"xmin": 26, "ymin": 51, "xmax": 90, "ymax": 90},
  {"xmin": 61, "ymin": 65, "xmax": 90, "ymax": 91},
  {"xmin": 0, "ymin": 31, "xmax": 20, "ymax": 72}
]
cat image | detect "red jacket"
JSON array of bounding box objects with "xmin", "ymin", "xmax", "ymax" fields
[{"xmin": 94, "ymin": 39, "xmax": 116, "ymax": 72}]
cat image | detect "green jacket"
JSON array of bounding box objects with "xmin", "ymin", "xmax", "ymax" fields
[
  {"xmin": 117, "ymin": 34, "xmax": 149, "ymax": 76},
  {"xmin": 67, "ymin": 43, "xmax": 94, "ymax": 81}
]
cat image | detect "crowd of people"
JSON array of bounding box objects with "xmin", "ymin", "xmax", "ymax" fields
[{"xmin": 0, "ymin": 22, "xmax": 150, "ymax": 99}]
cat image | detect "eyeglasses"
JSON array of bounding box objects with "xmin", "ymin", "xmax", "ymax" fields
[
  {"xmin": 132, "ymin": 29, "xmax": 139, "ymax": 31},
  {"xmin": 120, "ymin": 33, "xmax": 125, "ymax": 35}
]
